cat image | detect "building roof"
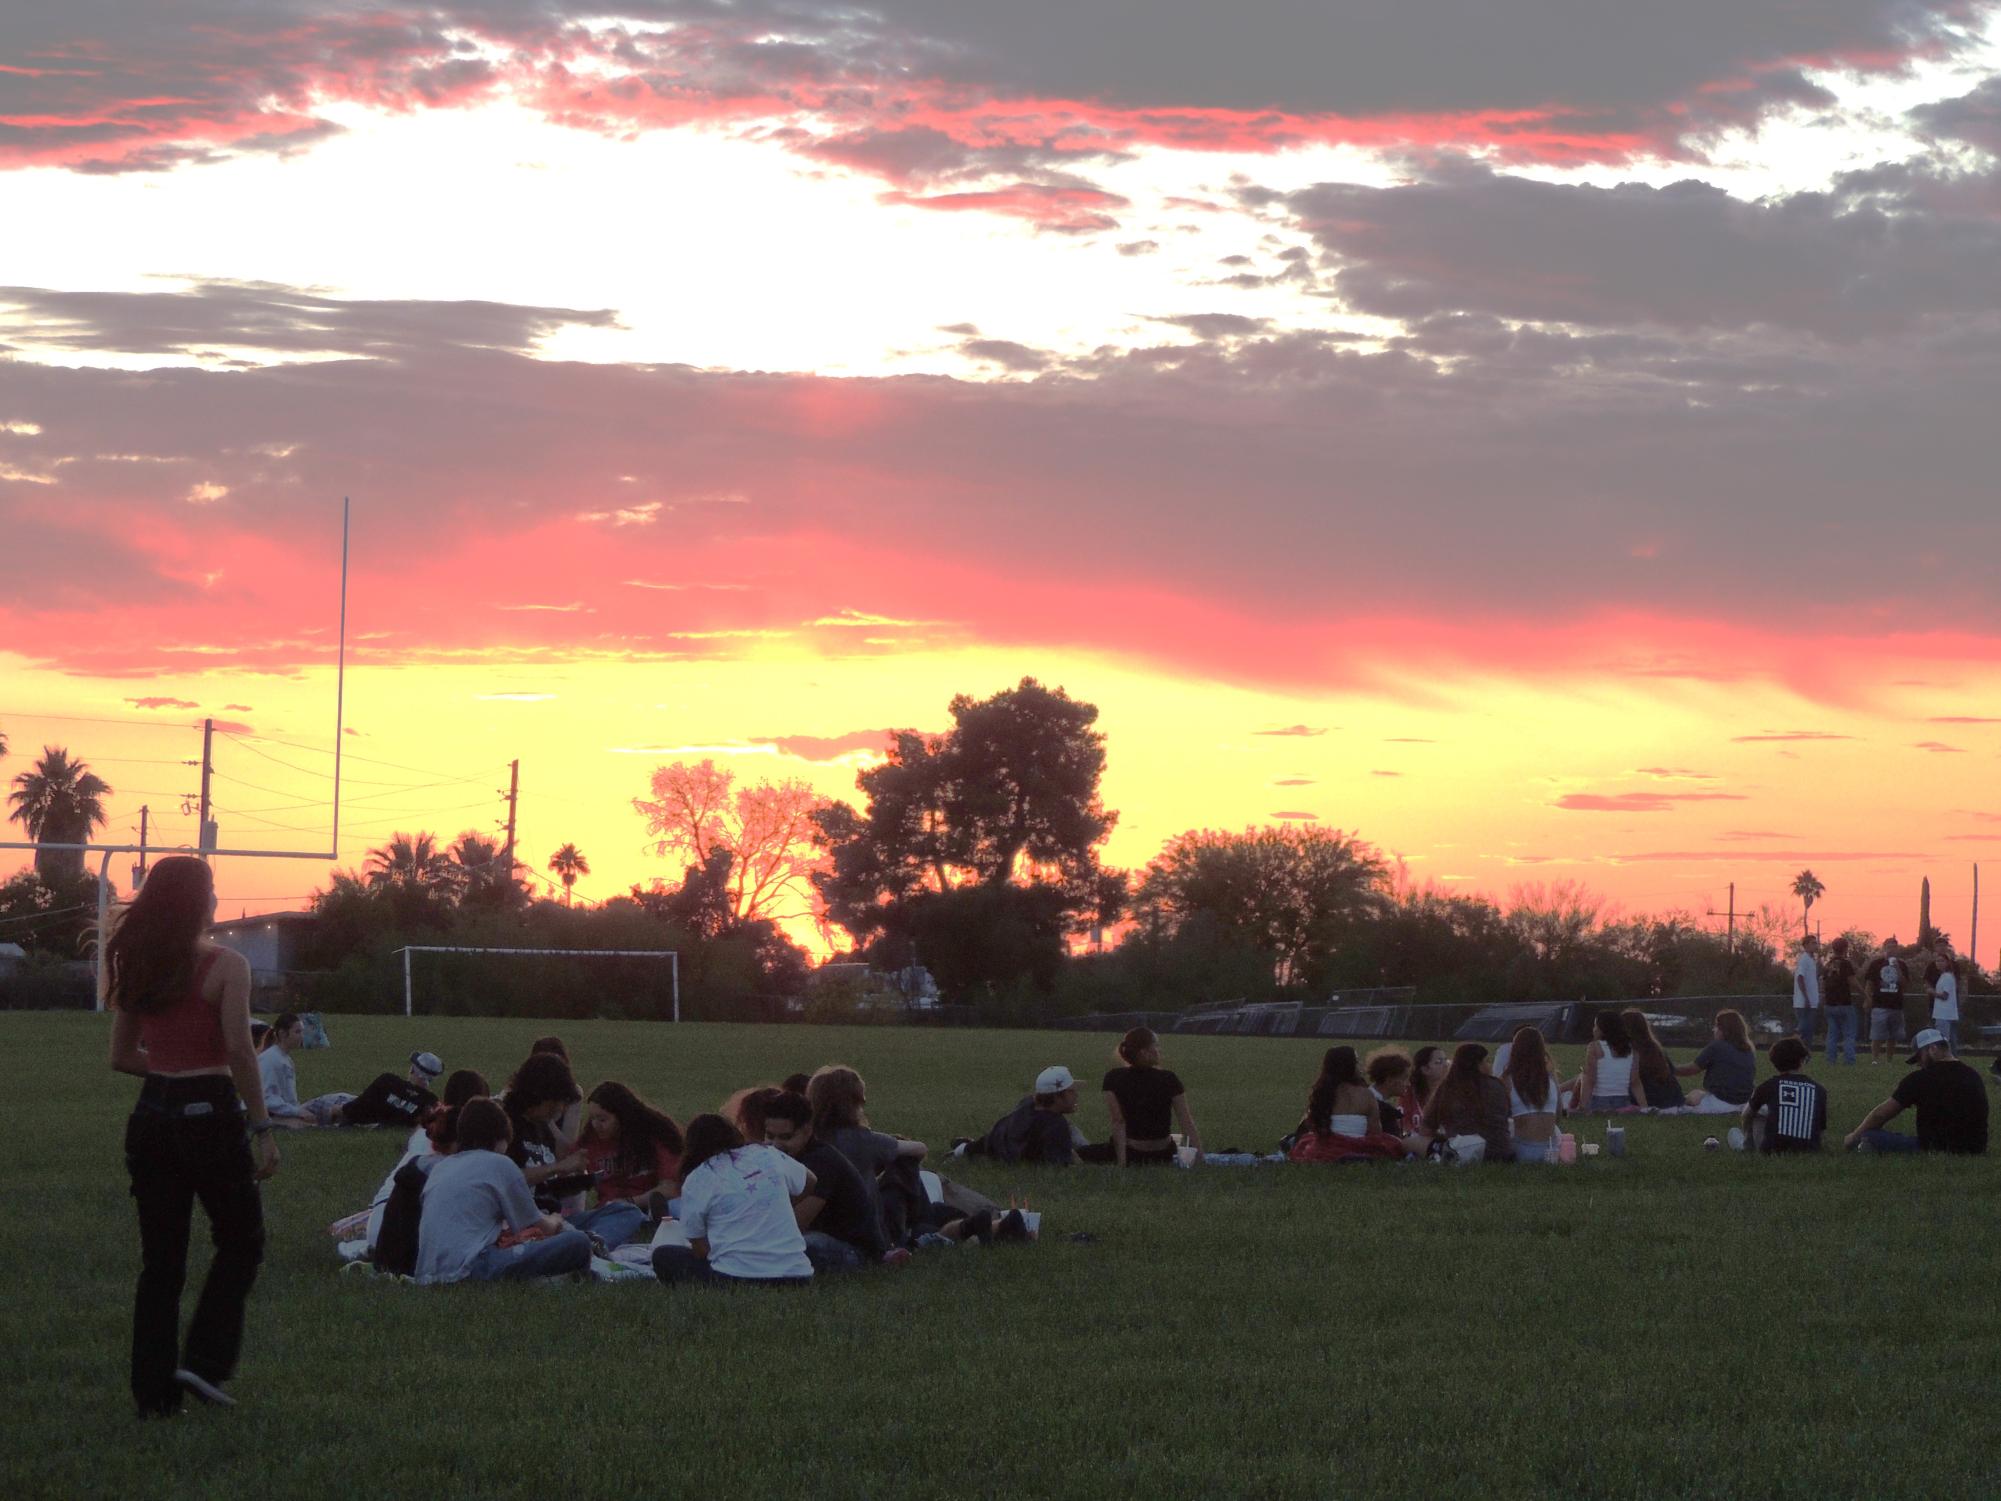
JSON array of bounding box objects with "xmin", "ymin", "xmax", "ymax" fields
[{"xmin": 211, "ymin": 911, "xmax": 318, "ymax": 935}]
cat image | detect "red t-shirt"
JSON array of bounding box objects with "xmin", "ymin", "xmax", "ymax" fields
[{"xmin": 583, "ymin": 1136, "xmax": 682, "ymax": 1204}]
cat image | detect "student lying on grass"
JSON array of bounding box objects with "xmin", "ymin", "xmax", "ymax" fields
[
  {"xmin": 954, "ymin": 1066, "xmax": 1089, "ymax": 1165},
  {"xmin": 415, "ymin": 1098, "xmax": 592, "ymax": 1285}
]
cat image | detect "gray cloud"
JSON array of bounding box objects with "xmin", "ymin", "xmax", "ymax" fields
[{"xmin": 1283, "ymin": 157, "xmax": 2001, "ymax": 340}]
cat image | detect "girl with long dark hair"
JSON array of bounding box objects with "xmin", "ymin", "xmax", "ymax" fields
[
  {"xmin": 1574, "ymin": 1009, "xmax": 1644, "ymax": 1113},
  {"xmin": 1501, "ymin": 1027, "xmax": 1562, "ymax": 1162},
  {"xmin": 1288, "ymin": 1045, "xmax": 1407, "ymax": 1162},
  {"xmin": 500, "ymin": 1051, "xmax": 588, "ymax": 1213},
  {"xmin": 106, "ymin": 855, "xmax": 278, "ymax": 1417},
  {"xmin": 577, "ymin": 1081, "xmax": 686, "ymax": 1246},
  {"xmin": 1620, "ymin": 1008, "xmax": 1686, "ymax": 1110},
  {"xmin": 1427, "ymin": 1042, "xmax": 1515, "ymax": 1162}
]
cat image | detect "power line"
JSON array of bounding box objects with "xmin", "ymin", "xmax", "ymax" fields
[{"xmin": 229, "ymin": 730, "xmax": 506, "ymax": 785}]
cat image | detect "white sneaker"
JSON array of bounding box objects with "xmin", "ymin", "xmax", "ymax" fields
[
  {"xmin": 174, "ymin": 1369, "xmax": 235, "ymax": 1407},
  {"xmin": 1726, "ymin": 1127, "xmax": 1747, "ymax": 1152}
]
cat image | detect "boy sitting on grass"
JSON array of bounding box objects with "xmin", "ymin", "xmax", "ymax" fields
[
  {"xmin": 414, "ymin": 1098, "xmax": 592, "ymax": 1284},
  {"xmin": 1739, "ymin": 1037, "xmax": 1827, "ymax": 1153}
]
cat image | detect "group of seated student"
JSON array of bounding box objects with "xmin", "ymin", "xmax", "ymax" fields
[{"xmin": 368, "ymin": 1042, "xmax": 1031, "ymax": 1289}]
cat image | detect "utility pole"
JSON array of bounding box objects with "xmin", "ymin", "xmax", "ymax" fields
[
  {"xmin": 1707, "ymin": 882, "xmax": 1737, "ymax": 954},
  {"xmin": 197, "ymin": 717, "xmax": 216, "ymax": 861},
  {"xmin": 134, "ymin": 805, "xmax": 149, "ymax": 888},
  {"xmin": 501, "ymin": 759, "xmax": 519, "ymax": 872},
  {"xmin": 1971, "ymin": 863, "xmax": 1980, "ymax": 977}
]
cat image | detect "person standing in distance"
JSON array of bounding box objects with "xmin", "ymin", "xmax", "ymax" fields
[
  {"xmin": 1790, "ymin": 934, "xmax": 1822, "ymax": 1055},
  {"xmin": 106, "ymin": 856, "xmax": 279, "ymax": 1419},
  {"xmin": 1820, "ymin": 936, "xmax": 1860, "ymax": 1066},
  {"xmin": 1927, "ymin": 942, "xmax": 1961, "ymax": 1055},
  {"xmin": 1863, "ymin": 938, "xmax": 1908, "ymax": 1064}
]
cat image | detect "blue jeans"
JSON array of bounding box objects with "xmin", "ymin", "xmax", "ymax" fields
[
  {"xmin": 1512, "ymin": 1139, "xmax": 1555, "ymax": 1164},
  {"xmin": 572, "ymin": 1201, "xmax": 646, "ymax": 1250},
  {"xmin": 1860, "ymin": 1130, "xmax": 1922, "ymax": 1154},
  {"xmin": 802, "ymin": 1231, "xmax": 865, "ymax": 1273},
  {"xmin": 650, "ymin": 1245, "xmax": 812, "ymax": 1287},
  {"xmin": 1794, "ymin": 1007, "xmax": 1818, "ymax": 1051},
  {"xmin": 1934, "ymin": 1018, "xmax": 1959, "ymax": 1051},
  {"xmin": 467, "ymin": 1226, "xmax": 592, "ymax": 1281},
  {"xmin": 1824, "ymin": 1006, "xmax": 1858, "ymax": 1064}
]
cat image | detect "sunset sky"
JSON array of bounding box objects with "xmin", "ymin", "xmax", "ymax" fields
[{"xmin": 5, "ymin": 1, "xmax": 2001, "ymax": 959}]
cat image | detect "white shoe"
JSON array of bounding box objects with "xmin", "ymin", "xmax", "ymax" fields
[
  {"xmin": 1726, "ymin": 1127, "xmax": 1747, "ymax": 1152},
  {"xmin": 174, "ymin": 1369, "xmax": 235, "ymax": 1408}
]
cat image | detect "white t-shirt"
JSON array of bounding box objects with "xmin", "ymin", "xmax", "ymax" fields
[
  {"xmin": 677, "ymin": 1144, "xmax": 812, "ymax": 1280},
  {"xmin": 1793, "ymin": 952, "xmax": 1821, "ymax": 1009},
  {"xmin": 1932, "ymin": 970, "xmax": 1960, "ymax": 1021}
]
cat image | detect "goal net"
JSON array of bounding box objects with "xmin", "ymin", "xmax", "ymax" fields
[{"xmin": 394, "ymin": 945, "xmax": 680, "ymax": 1022}]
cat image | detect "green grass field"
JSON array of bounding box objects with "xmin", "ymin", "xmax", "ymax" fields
[{"xmin": 4, "ymin": 1011, "xmax": 1998, "ymax": 1501}]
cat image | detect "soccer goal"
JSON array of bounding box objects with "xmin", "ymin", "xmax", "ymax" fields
[{"xmin": 393, "ymin": 945, "xmax": 681, "ymax": 1021}]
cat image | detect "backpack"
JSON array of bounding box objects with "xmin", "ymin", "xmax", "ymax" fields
[{"xmin": 372, "ymin": 1157, "xmax": 432, "ymax": 1277}]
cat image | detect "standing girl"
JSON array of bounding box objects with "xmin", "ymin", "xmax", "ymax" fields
[{"xmin": 106, "ymin": 856, "xmax": 279, "ymax": 1418}]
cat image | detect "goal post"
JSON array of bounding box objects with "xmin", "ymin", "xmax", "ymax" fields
[{"xmin": 394, "ymin": 945, "xmax": 680, "ymax": 1022}]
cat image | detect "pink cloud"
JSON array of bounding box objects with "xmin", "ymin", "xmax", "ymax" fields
[
  {"xmin": 1912, "ymin": 740, "xmax": 1967, "ymax": 753},
  {"xmin": 125, "ymin": 695, "xmax": 198, "ymax": 709},
  {"xmin": 1555, "ymin": 791, "xmax": 1747, "ymax": 812}
]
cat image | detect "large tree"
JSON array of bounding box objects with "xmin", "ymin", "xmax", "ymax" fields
[
  {"xmin": 7, "ymin": 746, "xmax": 112, "ymax": 886},
  {"xmin": 634, "ymin": 760, "xmax": 828, "ymax": 924},
  {"xmin": 451, "ymin": 831, "xmax": 523, "ymax": 910},
  {"xmin": 1134, "ymin": 824, "xmax": 1388, "ymax": 988},
  {"xmin": 547, "ymin": 843, "xmax": 590, "ymax": 906},
  {"xmin": 812, "ymin": 678, "xmax": 1121, "ymax": 966}
]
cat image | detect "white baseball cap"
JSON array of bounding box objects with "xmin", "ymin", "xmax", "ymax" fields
[
  {"xmin": 1906, "ymin": 1029, "xmax": 1948, "ymax": 1064},
  {"xmin": 410, "ymin": 1050, "xmax": 444, "ymax": 1079},
  {"xmin": 1034, "ymin": 1065, "xmax": 1078, "ymax": 1094}
]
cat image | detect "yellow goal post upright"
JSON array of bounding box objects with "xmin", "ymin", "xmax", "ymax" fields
[{"xmin": 393, "ymin": 945, "xmax": 681, "ymax": 1023}]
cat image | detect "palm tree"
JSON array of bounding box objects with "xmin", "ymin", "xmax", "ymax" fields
[
  {"xmin": 451, "ymin": 831, "xmax": 522, "ymax": 908},
  {"xmin": 8, "ymin": 746, "xmax": 113, "ymax": 886},
  {"xmin": 1791, "ymin": 869, "xmax": 1825, "ymax": 936},
  {"xmin": 363, "ymin": 832, "xmax": 463, "ymax": 902},
  {"xmin": 548, "ymin": 843, "xmax": 590, "ymax": 906}
]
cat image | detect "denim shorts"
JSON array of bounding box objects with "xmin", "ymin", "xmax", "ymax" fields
[{"xmin": 1869, "ymin": 1007, "xmax": 1906, "ymax": 1042}]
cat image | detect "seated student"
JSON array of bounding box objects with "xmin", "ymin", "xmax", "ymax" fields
[
  {"xmin": 1844, "ymin": 1028, "xmax": 1989, "ymax": 1155},
  {"xmin": 365, "ymin": 1103, "xmax": 465, "ymax": 1255},
  {"xmin": 1740, "ymin": 1037, "xmax": 1828, "ymax": 1153},
  {"xmin": 761, "ymin": 1092, "xmax": 902, "ymax": 1271},
  {"xmin": 652, "ymin": 1114, "xmax": 816, "ymax": 1287},
  {"xmin": 415, "ymin": 1099, "xmax": 592, "ymax": 1284},
  {"xmin": 1363, "ymin": 1049, "xmax": 1431, "ymax": 1156},
  {"xmin": 371, "ymin": 1105, "xmax": 463, "ymax": 1275},
  {"xmin": 576, "ymin": 1081, "xmax": 685, "ymax": 1248},
  {"xmin": 1501, "ymin": 1027, "xmax": 1562, "ymax": 1163},
  {"xmin": 965, "ymin": 1066, "xmax": 1087, "ymax": 1166},
  {"xmin": 1679, "ymin": 1010, "xmax": 1757, "ymax": 1115},
  {"xmin": 1621, "ymin": 1009, "xmax": 1687, "ymax": 1111},
  {"xmin": 1427, "ymin": 1043, "xmax": 1514, "ymax": 1162},
  {"xmin": 528, "ymin": 1035, "xmax": 585, "ymax": 1147},
  {"xmin": 723, "ymin": 1084, "xmax": 785, "ymax": 1143},
  {"xmin": 501, "ymin": 1052, "xmax": 591, "ymax": 1215},
  {"xmin": 342, "ymin": 1051, "xmax": 444, "ymax": 1129},
  {"xmin": 1100, "ymin": 1027, "xmax": 1204, "ymax": 1167},
  {"xmin": 1402, "ymin": 1046, "xmax": 1447, "ymax": 1136},
  {"xmin": 250, "ymin": 1020, "xmax": 272, "ymax": 1052},
  {"xmin": 1573, "ymin": 1010, "xmax": 1644, "ymax": 1113},
  {"xmin": 780, "ymin": 1073, "xmax": 813, "ymax": 1096},
  {"xmin": 1290, "ymin": 1046, "xmax": 1408, "ymax": 1162},
  {"xmin": 258, "ymin": 1011, "xmax": 355, "ymax": 1127}
]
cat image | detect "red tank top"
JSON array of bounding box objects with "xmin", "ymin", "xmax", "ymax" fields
[{"xmin": 137, "ymin": 952, "xmax": 228, "ymax": 1073}]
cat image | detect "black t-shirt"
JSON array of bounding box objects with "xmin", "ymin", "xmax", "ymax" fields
[
  {"xmin": 1820, "ymin": 957, "xmax": 1856, "ymax": 1006},
  {"xmin": 1866, "ymin": 955, "xmax": 1905, "ymax": 1008},
  {"xmin": 1745, "ymin": 1073, "xmax": 1827, "ymax": 1153},
  {"xmin": 1892, "ymin": 1061, "xmax": 1990, "ymax": 1154},
  {"xmin": 507, "ymin": 1112, "xmax": 587, "ymax": 1210},
  {"xmin": 1101, "ymin": 1066, "xmax": 1185, "ymax": 1140},
  {"xmin": 342, "ymin": 1073, "xmax": 436, "ymax": 1128},
  {"xmin": 796, "ymin": 1140, "xmax": 889, "ymax": 1256},
  {"xmin": 985, "ymin": 1098, "xmax": 1077, "ymax": 1165},
  {"xmin": 1377, "ymin": 1094, "xmax": 1407, "ymax": 1137}
]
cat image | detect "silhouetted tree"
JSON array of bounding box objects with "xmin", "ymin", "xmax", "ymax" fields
[
  {"xmin": 547, "ymin": 843, "xmax": 589, "ymax": 906},
  {"xmin": 8, "ymin": 746, "xmax": 112, "ymax": 886},
  {"xmin": 633, "ymin": 761, "xmax": 827, "ymax": 922}
]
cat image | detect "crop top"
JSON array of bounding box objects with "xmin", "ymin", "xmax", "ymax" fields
[
  {"xmin": 136, "ymin": 952, "xmax": 227, "ymax": 1073},
  {"xmin": 1508, "ymin": 1079, "xmax": 1561, "ymax": 1116},
  {"xmin": 1591, "ymin": 1045, "xmax": 1634, "ymax": 1100}
]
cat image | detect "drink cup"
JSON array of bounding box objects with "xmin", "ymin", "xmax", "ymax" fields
[
  {"xmin": 1021, "ymin": 1211, "xmax": 1042, "ymax": 1239},
  {"xmin": 1175, "ymin": 1145, "xmax": 1198, "ymax": 1168},
  {"xmin": 1607, "ymin": 1126, "xmax": 1627, "ymax": 1158}
]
